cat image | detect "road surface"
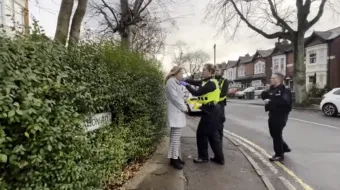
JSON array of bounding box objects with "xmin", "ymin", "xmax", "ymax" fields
[{"xmin": 225, "ymin": 102, "xmax": 340, "ymax": 190}]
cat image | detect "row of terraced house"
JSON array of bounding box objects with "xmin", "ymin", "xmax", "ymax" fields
[{"xmin": 220, "ymin": 26, "xmax": 340, "ymax": 91}]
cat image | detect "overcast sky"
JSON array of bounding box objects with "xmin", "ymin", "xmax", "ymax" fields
[{"xmin": 30, "ymin": 0, "xmax": 340, "ymax": 72}]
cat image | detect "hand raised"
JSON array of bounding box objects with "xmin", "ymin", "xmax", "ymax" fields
[{"xmin": 179, "ymin": 81, "xmax": 189, "ymax": 86}]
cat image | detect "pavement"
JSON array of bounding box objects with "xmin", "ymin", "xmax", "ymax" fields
[
  {"xmin": 122, "ymin": 118, "xmax": 269, "ymax": 190},
  {"xmin": 227, "ymin": 99, "xmax": 320, "ymax": 111},
  {"xmin": 225, "ymin": 102, "xmax": 340, "ymax": 190},
  {"xmin": 181, "ymin": 118, "xmax": 268, "ymax": 190},
  {"xmin": 122, "ymin": 137, "xmax": 185, "ymax": 190}
]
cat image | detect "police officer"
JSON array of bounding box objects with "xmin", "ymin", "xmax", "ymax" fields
[
  {"xmin": 215, "ymin": 65, "xmax": 229, "ymax": 141},
  {"xmin": 262, "ymin": 73, "xmax": 292, "ymax": 162},
  {"xmin": 181, "ymin": 64, "xmax": 225, "ymax": 165}
]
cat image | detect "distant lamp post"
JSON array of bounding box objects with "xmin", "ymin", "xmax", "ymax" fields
[{"xmin": 213, "ymin": 44, "xmax": 216, "ymax": 65}]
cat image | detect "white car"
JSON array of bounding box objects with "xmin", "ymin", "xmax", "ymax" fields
[
  {"xmin": 320, "ymin": 88, "xmax": 340, "ymax": 116},
  {"xmin": 254, "ymin": 86, "xmax": 266, "ymax": 97},
  {"xmin": 235, "ymin": 87, "xmax": 256, "ymax": 99}
]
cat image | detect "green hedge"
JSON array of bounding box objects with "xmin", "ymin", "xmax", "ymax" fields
[{"xmin": 0, "ymin": 33, "xmax": 166, "ymax": 189}]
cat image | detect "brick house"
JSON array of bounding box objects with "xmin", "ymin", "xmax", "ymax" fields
[
  {"xmin": 305, "ymin": 27, "xmax": 340, "ymax": 89},
  {"xmin": 251, "ymin": 48, "xmax": 274, "ymax": 87},
  {"xmin": 285, "ymin": 47, "xmax": 294, "ymax": 90},
  {"xmin": 269, "ymin": 41, "xmax": 292, "ymax": 85},
  {"xmin": 234, "ymin": 54, "xmax": 253, "ymax": 88}
]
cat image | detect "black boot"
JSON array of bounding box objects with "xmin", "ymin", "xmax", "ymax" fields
[
  {"xmin": 170, "ymin": 159, "xmax": 183, "ymax": 170},
  {"xmin": 210, "ymin": 157, "xmax": 225, "ymax": 165},
  {"xmin": 269, "ymin": 155, "xmax": 284, "ymax": 162},
  {"xmin": 178, "ymin": 157, "xmax": 185, "ymax": 165},
  {"xmin": 284, "ymin": 148, "xmax": 291, "ymax": 153},
  {"xmin": 193, "ymin": 158, "xmax": 209, "ymax": 164}
]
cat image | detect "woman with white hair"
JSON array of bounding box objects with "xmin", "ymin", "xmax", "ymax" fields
[{"xmin": 165, "ymin": 66, "xmax": 188, "ymax": 170}]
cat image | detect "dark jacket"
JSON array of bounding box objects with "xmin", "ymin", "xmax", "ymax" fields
[
  {"xmin": 263, "ymin": 84, "xmax": 292, "ymax": 115},
  {"xmin": 185, "ymin": 77, "xmax": 216, "ymax": 97},
  {"xmin": 185, "ymin": 77, "xmax": 221, "ymax": 132}
]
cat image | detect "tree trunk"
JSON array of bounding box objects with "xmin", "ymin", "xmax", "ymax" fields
[
  {"xmin": 120, "ymin": 0, "xmax": 131, "ymax": 50},
  {"xmin": 69, "ymin": 0, "xmax": 88, "ymax": 45},
  {"xmin": 293, "ymin": 32, "xmax": 307, "ymax": 104},
  {"xmin": 120, "ymin": 29, "xmax": 131, "ymax": 50},
  {"xmin": 54, "ymin": 0, "xmax": 75, "ymax": 45}
]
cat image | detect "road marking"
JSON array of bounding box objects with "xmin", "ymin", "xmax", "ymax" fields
[
  {"xmin": 254, "ymin": 115, "xmax": 339, "ymax": 130},
  {"xmin": 224, "ymin": 129, "xmax": 314, "ymax": 190},
  {"xmin": 279, "ymin": 176, "xmax": 297, "ymax": 190},
  {"xmin": 227, "ymin": 134, "xmax": 278, "ymax": 174},
  {"xmin": 289, "ymin": 117, "xmax": 338, "ymax": 129},
  {"xmin": 229, "ymin": 136, "xmax": 276, "ymax": 190}
]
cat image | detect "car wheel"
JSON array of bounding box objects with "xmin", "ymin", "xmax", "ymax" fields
[{"xmin": 322, "ymin": 103, "xmax": 338, "ymax": 117}]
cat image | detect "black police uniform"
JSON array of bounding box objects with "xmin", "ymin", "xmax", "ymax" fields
[
  {"xmin": 185, "ymin": 78, "xmax": 225, "ymax": 165},
  {"xmin": 215, "ymin": 76, "xmax": 229, "ymax": 141},
  {"xmin": 262, "ymin": 84, "xmax": 292, "ymax": 160}
]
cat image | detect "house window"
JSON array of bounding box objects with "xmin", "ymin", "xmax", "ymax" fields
[
  {"xmin": 228, "ymin": 70, "xmax": 233, "ymax": 80},
  {"xmin": 238, "ymin": 65, "xmax": 245, "ymax": 77},
  {"xmin": 254, "ymin": 61, "xmax": 265, "ymax": 74},
  {"xmin": 280, "ymin": 58, "xmax": 285, "ymax": 70},
  {"xmin": 251, "ymin": 80, "xmax": 262, "ymax": 87},
  {"xmin": 309, "ymin": 76, "xmax": 315, "ymax": 83},
  {"xmin": 272, "ymin": 56, "xmax": 285, "ymax": 74},
  {"xmin": 309, "ymin": 50, "xmax": 317, "ymax": 64}
]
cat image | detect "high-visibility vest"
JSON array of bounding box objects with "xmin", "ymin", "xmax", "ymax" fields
[
  {"xmin": 219, "ymin": 79, "xmax": 227, "ymax": 102},
  {"xmin": 197, "ymin": 79, "xmax": 220, "ymax": 105}
]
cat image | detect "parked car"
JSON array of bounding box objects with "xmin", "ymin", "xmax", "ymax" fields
[
  {"xmin": 320, "ymin": 88, "xmax": 340, "ymax": 116},
  {"xmin": 254, "ymin": 86, "xmax": 266, "ymax": 97},
  {"xmin": 235, "ymin": 87, "xmax": 256, "ymax": 99},
  {"xmin": 227, "ymin": 87, "xmax": 240, "ymax": 97}
]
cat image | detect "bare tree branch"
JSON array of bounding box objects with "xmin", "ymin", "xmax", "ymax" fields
[
  {"xmin": 227, "ymin": 0, "xmax": 290, "ymax": 39},
  {"xmin": 267, "ymin": 0, "xmax": 294, "ymax": 33},
  {"xmin": 306, "ymin": 0, "xmax": 327, "ymax": 30}
]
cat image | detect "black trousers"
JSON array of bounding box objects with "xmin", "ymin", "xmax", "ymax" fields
[
  {"xmin": 268, "ymin": 114, "xmax": 290, "ymax": 157},
  {"xmin": 218, "ymin": 102, "xmax": 226, "ymax": 141},
  {"xmin": 196, "ymin": 104, "xmax": 224, "ymax": 162}
]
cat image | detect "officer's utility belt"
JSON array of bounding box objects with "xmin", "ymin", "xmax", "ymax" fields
[
  {"xmin": 202, "ymin": 102, "xmax": 216, "ymax": 106},
  {"xmin": 197, "ymin": 96, "xmax": 208, "ymax": 101}
]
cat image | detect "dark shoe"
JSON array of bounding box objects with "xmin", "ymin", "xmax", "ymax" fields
[
  {"xmin": 170, "ymin": 159, "xmax": 183, "ymax": 170},
  {"xmin": 178, "ymin": 157, "xmax": 185, "ymax": 165},
  {"xmin": 193, "ymin": 158, "xmax": 209, "ymax": 164},
  {"xmin": 284, "ymin": 148, "xmax": 291, "ymax": 153},
  {"xmin": 210, "ymin": 157, "xmax": 225, "ymax": 165},
  {"xmin": 269, "ymin": 156, "xmax": 284, "ymax": 162}
]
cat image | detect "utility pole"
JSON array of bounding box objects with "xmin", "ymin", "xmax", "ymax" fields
[
  {"xmin": 213, "ymin": 44, "xmax": 216, "ymax": 65},
  {"xmin": 24, "ymin": 0, "xmax": 29, "ymax": 34}
]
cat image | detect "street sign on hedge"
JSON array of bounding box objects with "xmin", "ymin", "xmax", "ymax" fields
[{"xmin": 85, "ymin": 112, "xmax": 112, "ymax": 132}]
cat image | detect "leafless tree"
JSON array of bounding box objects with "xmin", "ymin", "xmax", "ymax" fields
[
  {"xmin": 171, "ymin": 40, "xmax": 189, "ymax": 68},
  {"xmin": 130, "ymin": 16, "xmax": 167, "ymax": 55},
  {"xmin": 54, "ymin": 0, "xmax": 89, "ymax": 45},
  {"xmin": 205, "ymin": 0, "xmax": 338, "ymax": 104},
  {"xmin": 89, "ymin": 0, "xmax": 176, "ymax": 50},
  {"xmin": 183, "ymin": 50, "xmax": 210, "ymax": 78}
]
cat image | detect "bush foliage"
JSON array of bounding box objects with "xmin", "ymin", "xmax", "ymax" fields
[{"xmin": 0, "ymin": 33, "xmax": 166, "ymax": 189}]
